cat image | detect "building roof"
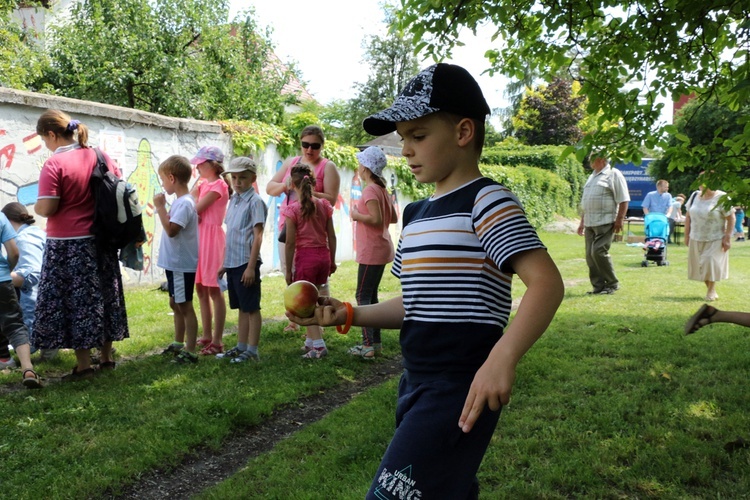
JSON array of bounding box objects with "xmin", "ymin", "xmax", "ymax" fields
[{"xmin": 359, "ymin": 131, "xmax": 402, "ymax": 157}]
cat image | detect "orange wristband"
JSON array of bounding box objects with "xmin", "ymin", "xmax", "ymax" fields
[{"xmin": 336, "ymin": 302, "xmax": 353, "ymax": 335}]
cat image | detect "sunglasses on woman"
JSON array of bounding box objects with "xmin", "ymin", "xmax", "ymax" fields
[{"xmin": 301, "ymin": 141, "xmax": 322, "ymax": 150}]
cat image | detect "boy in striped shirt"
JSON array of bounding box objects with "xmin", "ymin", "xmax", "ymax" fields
[
  {"xmin": 217, "ymin": 157, "xmax": 267, "ymax": 363},
  {"xmin": 288, "ymin": 63, "xmax": 564, "ymax": 499}
]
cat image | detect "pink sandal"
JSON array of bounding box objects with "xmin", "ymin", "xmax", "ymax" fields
[
  {"xmin": 197, "ymin": 338, "xmax": 212, "ymax": 348},
  {"xmin": 200, "ymin": 343, "xmax": 224, "ymax": 355}
]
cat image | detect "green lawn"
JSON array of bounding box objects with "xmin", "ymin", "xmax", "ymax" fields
[{"xmin": 2, "ymin": 232, "xmax": 750, "ymax": 498}]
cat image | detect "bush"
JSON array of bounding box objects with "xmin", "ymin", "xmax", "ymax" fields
[
  {"xmin": 480, "ymin": 164, "xmax": 572, "ymax": 227},
  {"xmin": 482, "ymin": 142, "xmax": 587, "ymax": 209}
]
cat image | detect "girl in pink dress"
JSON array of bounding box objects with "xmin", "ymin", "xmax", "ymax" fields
[
  {"xmin": 281, "ymin": 164, "xmax": 337, "ymax": 359},
  {"xmin": 190, "ymin": 146, "xmax": 230, "ymax": 355}
]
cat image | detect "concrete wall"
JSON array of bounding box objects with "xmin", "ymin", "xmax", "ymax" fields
[{"xmin": 0, "ymin": 88, "xmax": 392, "ymax": 285}]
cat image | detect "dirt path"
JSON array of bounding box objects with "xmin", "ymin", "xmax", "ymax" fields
[{"xmin": 108, "ymin": 356, "xmax": 403, "ymax": 499}]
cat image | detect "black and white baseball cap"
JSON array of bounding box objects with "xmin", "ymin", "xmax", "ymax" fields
[{"xmin": 363, "ymin": 63, "xmax": 490, "ymax": 137}]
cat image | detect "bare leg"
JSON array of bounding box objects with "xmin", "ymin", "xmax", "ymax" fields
[
  {"xmin": 705, "ymin": 280, "xmax": 718, "ymax": 301},
  {"xmin": 170, "ymin": 296, "xmax": 185, "ymax": 343},
  {"xmin": 196, "ymin": 284, "xmax": 212, "ymax": 343},
  {"xmin": 209, "ymin": 287, "xmax": 226, "ymax": 345},
  {"xmin": 246, "ymin": 310, "xmax": 262, "ymax": 347},
  {"xmin": 176, "ymin": 301, "xmax": 198, "ymax": 353}
]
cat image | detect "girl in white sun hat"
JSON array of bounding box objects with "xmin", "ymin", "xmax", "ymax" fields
[{"xmin": 349, "ymin": 146, "xmax": 398, "ymax": 359}]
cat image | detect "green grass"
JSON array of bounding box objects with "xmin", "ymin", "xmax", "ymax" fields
[{"xmin": 3, "ymin": 233, "xmax": 750, "ymax": 498}]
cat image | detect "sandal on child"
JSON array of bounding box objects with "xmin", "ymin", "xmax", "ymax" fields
[
  {"xmin": 22, "ymin": 369, "xmax": 43, "ymax": 389},
  {"xmin": 348, "ymin": 345, "xmax": 376, "ymax": 360},
  {"xmin": 283, "ymin": 322, "xmax": 300, "ymax": 333},
  {"xmin": 197, "ymin": 338, "xmax": 212, "ymax": 348},
  {"xmin": 685, "ymin": 304, "xmax": 718, "ymax": 335},
  {"xmin": 200, "ymin": 343, "xmax": 224, "ymax": 356}
]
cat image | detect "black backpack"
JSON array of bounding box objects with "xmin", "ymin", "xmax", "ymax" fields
[{"xmin": 90, "ymin": 148, "xmax": 144, "ymax": 251}]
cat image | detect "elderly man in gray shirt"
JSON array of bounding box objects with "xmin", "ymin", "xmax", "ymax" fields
[{"xmin": 577, "ymin": 151, "xmax": 630, "ymax": 294}]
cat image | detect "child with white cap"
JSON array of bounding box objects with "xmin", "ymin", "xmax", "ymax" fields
[
  {"xmin": 349, "ymin": 146, "xmax": 397, "ymax": 359},
  {"xmin": 216, "ymin": 157, "xmax": 268, "ymax": 362}
]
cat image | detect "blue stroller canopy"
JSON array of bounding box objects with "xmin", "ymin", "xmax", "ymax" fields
[{"xmin": 644, "ymin": 213, "xmax": 670, "ymax": 240}]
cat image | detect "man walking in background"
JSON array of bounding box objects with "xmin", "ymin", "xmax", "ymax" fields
[{"xmin": 577, "ymin": 151, "xmax": 630, "ymax": 295}]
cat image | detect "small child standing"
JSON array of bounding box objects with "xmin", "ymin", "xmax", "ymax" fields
[
  {"xmin": 1, "ymin": 203, "xmax": 54, "ymax": 361},
  {"xmin": 190, "ymin": 146, "xmax": 230, "ymax": 355},
  {"xmin": 287, "ymin": 63, "xmax": 564, "ymax": 497},
  {"xmin": 281, "ymin": 164, "xmax": 337, "ymax": 359},
  {"xmin": 0, "ymin": 210, "xmax": 42, "ymax": 388},
  {"xmin": 349, "ymin": 146, "xmax": 397, "ymax": 359},
  {"xmin": 154, "ymin": 155, "xmax": 200, "ymax": 364},
  {"xmin": 215, "ymin": 157, "xmax": 267, "ymax": 363}
]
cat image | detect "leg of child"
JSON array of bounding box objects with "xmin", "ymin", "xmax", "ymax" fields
[
  {"xmin": 208, "ymin": 286, "xmax": 226, "ymax": 346},
  {"xmin": 196, "ymin": 283, "xmax": 212, "ymax": 344},
  {"xmin": 176, "ymin": 301, "xmax": 198, "ymax": 353},
  {"xmin": 247, "ymin": 309, "xmax": 261, "ymax": 352},
  {"xmin": 170, "ymin": 296, "xmax": 186, "ymax": 344},
  {"xmin": 366, "ymin": 376, "xmax": 501, "ymax": 499}
]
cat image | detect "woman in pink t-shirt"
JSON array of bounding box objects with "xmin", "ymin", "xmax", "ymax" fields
[
  {"xmin": 34, "ymin": 110, "xmax": 129, "ymax": 381},
  {"xmin": 189, "ymin": 146, "xmax": 230, "ymax": 355},
  {"xmin": 349, "ymin": 147, "xmax": 397, "ymax": 359},
  {"xmin": 281, "ymin": 164, "xmax": 337, "ymax": 359}
]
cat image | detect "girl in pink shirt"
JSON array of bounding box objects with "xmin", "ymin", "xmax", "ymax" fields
[
  {"xmin": 190, "ymin": 146, "xmax": 230, "ymax": 355},
  {"xmin": 349, "ymin": 147, "xmax": 397, "ymax": 359},
  {"xmin": 281, "ymin": 164, "xmax": 337, "ymax": 359}
]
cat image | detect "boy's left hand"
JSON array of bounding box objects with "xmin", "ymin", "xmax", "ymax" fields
[{"xmin": 458, "ymin": 355, "xmax": 516, "ymax": 434}]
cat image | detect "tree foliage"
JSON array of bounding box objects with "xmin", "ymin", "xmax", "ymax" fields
[
  {"xmin": 0, "ymin": 1, "xmax": 48, "ymax": 89},
  {"xmin": 41, "ymin": 0, "xmax": 292, "ymax": 123},
  {"xmin": 650, "ymin": 98, "xmax": 749, "ymax": 200},
  {"xmin": 513, "ymin": 78, "xmax": 586, "ymax": 146},
  {"xmin": 395, "ymin": 0, "xmax": 750, "ymax": 205}
]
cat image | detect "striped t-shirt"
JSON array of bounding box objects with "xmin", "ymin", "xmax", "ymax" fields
[{"xmin": 392, "ymin": 177, "xmax": 545, "ymax": 377}]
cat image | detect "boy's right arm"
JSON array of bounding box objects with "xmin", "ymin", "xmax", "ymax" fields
[
  {"xmin": 287, "ymin": 295, "xmax": 405, "ymax": 331},
  {"xmin": 154, "ymin": 193, "xmax": 182, "ymax": 238}
]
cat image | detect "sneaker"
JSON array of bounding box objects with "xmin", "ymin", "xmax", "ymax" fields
[
  {"xmin": 161, "ymin": 343, "xmax": 184, "ymax": 356},
  {"xmin": 0, "ymin": 357, "xmax": 17, "ymax": 369},
  {"xmin": 216, "ymin": 346, "xmax": 244, "ymax": 359},
  {"xmin": 230, "ymin": 350, "xmax": 259, "ymax": 363},
  {"xmin": 302, "ymin": 347, "xmax": 327, "ymax": 359},
  {"xmin": 586, "ymin": 289, "xmax": 604, "ymax": 295},
  {"xmin": 172, "ymin": 350, "xmax": 198, "ymax": 364}
]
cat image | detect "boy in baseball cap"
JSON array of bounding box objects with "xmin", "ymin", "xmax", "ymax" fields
[
  {"xmin": 289, "ymin": 64, "xmax": 564, "ymax": 498},
  {"xmin": 216, "ymin": 156, "xmax": 267, "ymax": 363}
]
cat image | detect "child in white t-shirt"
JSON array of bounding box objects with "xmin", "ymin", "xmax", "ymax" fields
[{"xmin": 154, "ymin": 155, "xmax": 200, "ymax": 364}]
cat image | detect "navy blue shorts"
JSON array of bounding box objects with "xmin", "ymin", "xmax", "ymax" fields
[
  {"xmin": 166, "ymin": 270, "xmax": 195, "ymax": 304},
  {"xmin": 367, "ymin": 370, "xmax": 502, "ymax": 499},
  {"xmin": 226, "ymin": 263, "xmax": 261, "ymax": 312}
]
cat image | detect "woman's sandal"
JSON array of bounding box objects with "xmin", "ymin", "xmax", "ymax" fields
[
  {"xmin": 685, "ymin": 304, "xmax": 718, "ymax": 335},
  {"xmin": 61, "ymin": 366, "xmax": 96, "ymax": 382},
  {"xmin": 22, "ymin": 369, "xmax": 43, "ymax": 389}
]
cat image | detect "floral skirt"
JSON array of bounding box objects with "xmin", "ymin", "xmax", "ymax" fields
[{"xmin": 33, "ymin": 238, "xmax": 129, "ymax": 350}]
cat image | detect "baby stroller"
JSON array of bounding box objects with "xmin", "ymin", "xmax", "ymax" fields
[{"xmin": 641, "ymin": 213, "xmax": 669, "ymax": 267}]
